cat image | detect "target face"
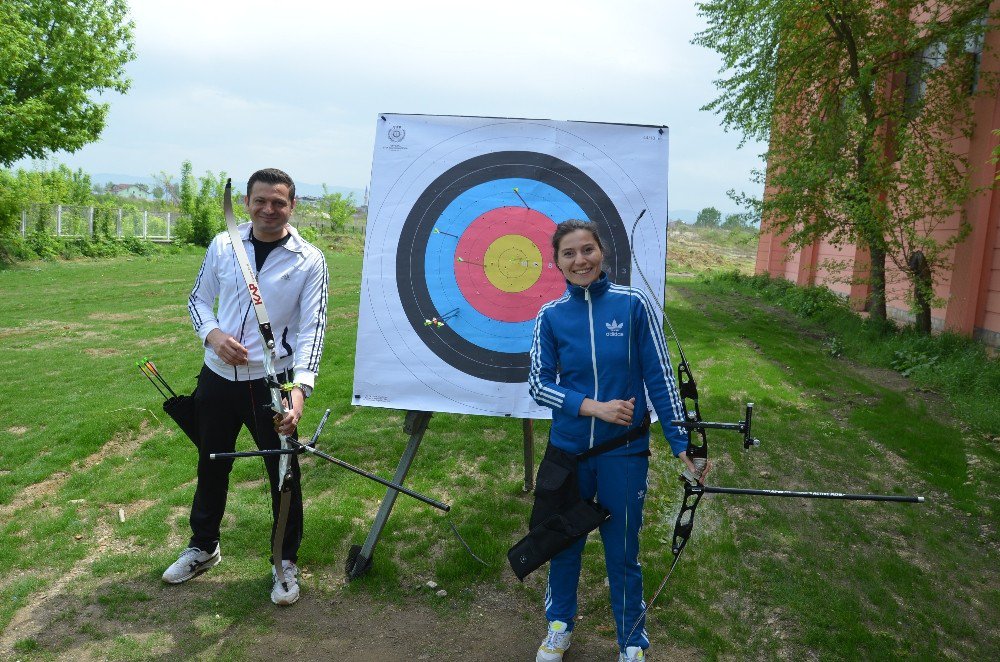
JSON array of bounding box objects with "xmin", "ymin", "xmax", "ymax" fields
[
  {"xmin": 353, "ymin": 115, "xmax": 669, "ymax": 417},
  {"xmin": 397, "ymin": 151, "xmax": 631, "ymax": 382}
]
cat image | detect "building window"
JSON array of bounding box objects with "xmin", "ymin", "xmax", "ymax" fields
[{"xmin": 904, "ymin": 41, "xmax": 946, "ymax": 118}]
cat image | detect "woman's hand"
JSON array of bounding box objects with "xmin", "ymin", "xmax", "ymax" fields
[
  {"xmin": 581, "ymin": 397, "xmax": 635, "ymax": 426},
  {"xmin": 679, "ymin": 450, "xmax": 711, "ymax": 484}
]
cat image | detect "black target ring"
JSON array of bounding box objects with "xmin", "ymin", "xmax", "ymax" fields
[{"xmin": 397, "ymin": 150, "xmax": 631, "ymax": 383}]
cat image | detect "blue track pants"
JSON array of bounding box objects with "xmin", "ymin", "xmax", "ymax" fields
[{"xmin": 544, "ymin": 452, "xmax": 649, "ymax": 651}]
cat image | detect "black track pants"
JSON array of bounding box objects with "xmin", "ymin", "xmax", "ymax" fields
[{"xmin": 188, "ymin": 364, "xmax": 303, "ymax": 562}]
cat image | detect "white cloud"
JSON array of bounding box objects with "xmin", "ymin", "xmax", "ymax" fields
[{"xmin": 24, "ymin": 0, "xmax": 765, "ymax": 211}]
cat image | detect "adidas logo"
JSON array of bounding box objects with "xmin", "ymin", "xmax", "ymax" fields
[{"xmin": 605, "ymin": 319, "xmax": 624, "ymax": 337}]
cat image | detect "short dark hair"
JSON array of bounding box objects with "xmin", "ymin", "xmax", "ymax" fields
[
  {"xmin": 551, "ymin": 219, "xmax": 605, "ymax": 261},
  {"xmin": 246, "ymin": 168, "xmax": 295, "ymax": 202}
]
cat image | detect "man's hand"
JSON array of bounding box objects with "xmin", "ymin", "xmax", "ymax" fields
[
  {"xmin": 206, "ymin": 329, "xmax": 249, "ymax": 366},
  {"xmin": 274, "ymin": 388, "xmax": 305, "ymax": 437},
  {"xmin": 581, "ymin": 397, "xmax": 635, "ymax": 426}
]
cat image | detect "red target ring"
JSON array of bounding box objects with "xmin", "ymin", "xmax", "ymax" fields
[{"xmin": 454, "ymin": 207, "xmax": 565, "ymax": 322}]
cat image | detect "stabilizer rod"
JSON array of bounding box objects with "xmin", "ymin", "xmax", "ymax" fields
[
  {"xmin": 211, "ymin": 409, "xmax": 450, "ymax": 512},
  {"xmin": 697, "ymin": 484, "xmax": 924, "ymax": 503}
]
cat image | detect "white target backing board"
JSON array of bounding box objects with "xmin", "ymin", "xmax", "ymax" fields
[{"xmin": 352, "ymin": 114, "xmax": 669, "ymax": 417}]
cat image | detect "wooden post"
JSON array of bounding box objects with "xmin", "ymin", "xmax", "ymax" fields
[{"xmin": 522, "ymin": 418, "xmax": 535, "ymax": 492}]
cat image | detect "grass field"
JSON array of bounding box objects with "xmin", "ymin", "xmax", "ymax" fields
[{"xmin": 0, "ymin": 237, "xmax": 997, "ymax": 660}]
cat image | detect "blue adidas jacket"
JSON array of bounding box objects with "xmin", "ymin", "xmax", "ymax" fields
[{"xmin": 529, "ymin": 273, "xmax": 688, "ymax": 457}]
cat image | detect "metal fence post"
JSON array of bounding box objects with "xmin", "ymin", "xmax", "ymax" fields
[
  {"xmin": 143, "ymin": 211, "xmax": 148, "ymax": 238},
  {"xmin": 56, "ymin": 204, "xmax": 62, "ymax": 236},
  {"xmin": 117, "ymin": 209, "xmax": 122, "ymax": 237},
  {"xmin": 88, "ymin": 206, "xmax": 94, "ymax": 236},
  {"xmin": 21, "ymin": 210, "xmax": 27, "ymax": 237},
  {"xmin": 166, "ymin": 212, "xmax": 171, "ymax": 241}
]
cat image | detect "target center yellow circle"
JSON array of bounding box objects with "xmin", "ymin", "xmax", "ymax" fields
[{"xmin": 484, "ymin": 235, "xmax": 543, "ymax": 293}]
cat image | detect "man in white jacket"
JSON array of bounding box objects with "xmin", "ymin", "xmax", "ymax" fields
[{"xmin": 163, "ymin": 168, "xmax": 328, "ymax": 605}]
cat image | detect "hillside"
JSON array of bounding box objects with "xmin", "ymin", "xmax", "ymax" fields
[{"xmin": 666, "ymin": 223, "xmax": 758, "ymax": 275}]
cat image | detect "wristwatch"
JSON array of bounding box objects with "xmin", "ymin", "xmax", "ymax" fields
[{"xmin": 293, "ymin": 383, "xmax": 313, "ymax": 399}]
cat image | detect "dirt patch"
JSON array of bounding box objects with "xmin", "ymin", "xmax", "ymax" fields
[
  {"xmin": 0, "ymin": 518, "xmax": 116, "ymax": 653},
  {"xmin": 0, "ymin": 422, "xmax": 156, "ymax": 520},
  {"xmin": 83, "ymin": 347, "xmax": 122, "ymax": 357},
  {"xmin": 7, "ymin": 426, "xmax": 28, "ymax": 435},
  {"xmin": 0, "ymin": 568, "xmax": 693, "ymax": 661},
  {"xmin": 333, "ymin": 410, "xmax": 357, "ymax": 427},
  {"xmin": 87, "ymin": 312, "xmax": 136, "ymax": 322}
]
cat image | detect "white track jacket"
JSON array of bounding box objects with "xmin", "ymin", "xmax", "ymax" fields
[{"xmin": 188, "ymin": 222, "xmax": 328, "ymax": 388}]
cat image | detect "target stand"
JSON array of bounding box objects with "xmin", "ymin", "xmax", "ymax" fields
[{"xmin": 345, "ymin": 411, "xmax": 537, "ymax": 580}]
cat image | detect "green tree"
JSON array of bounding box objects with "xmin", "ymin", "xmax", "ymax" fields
[
  {"xmin": 695, "ymin": 206, "xmax": 722, "ymax": 227},
  {"xmin": 722, "ymin": 212, "xmax": 751, "ymax": 231},
  {"xmin": 179, "ymin": 161, "xmax": 195, "ymax": 217},
  {"xmin": 320, "ymin": 185, "xmax": 357, "ymax": 232},
  {"xmin": 696, "ymin": 0, "xmax": 996, "ymax": 332},
  {"xmin": 0, "ymin": 0, "xmax": 135, "ymax": 165},
  {"xmin": 172, "ymin": 163, "xmax": 247, "ymax": 247},
  {"xmin": 151, "ymin": 170, "xmax": 179, "ymax": 204}
]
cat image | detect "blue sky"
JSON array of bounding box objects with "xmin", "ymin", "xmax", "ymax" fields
[{"xmin": 21, "ymin": 0, "xmax": 765, "ymax": 214}]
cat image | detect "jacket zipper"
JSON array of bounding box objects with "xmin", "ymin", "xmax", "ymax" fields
[{"xmin": 585, "ymin": 287, "xmax": 597, "ymax": 448}]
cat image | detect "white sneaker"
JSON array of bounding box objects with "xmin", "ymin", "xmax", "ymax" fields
[
  {"xmin": 162, "ymin": 546, "xmax": 221, "ymax": 584},
  {"xmin": 536, "ymin": 620, "xmax": 572, "ymax": 661},
  {"xmin": 271, "ymin": 560, "xmax": 300, "ymax": 606},
  {"xmin": 618, "ymin": 646, "xmax": 645, "ymax": 662}
]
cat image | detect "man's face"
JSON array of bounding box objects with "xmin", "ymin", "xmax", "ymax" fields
[{"xmin": 245, "ymin": 182, "xmax": 295, "ymax": 240}]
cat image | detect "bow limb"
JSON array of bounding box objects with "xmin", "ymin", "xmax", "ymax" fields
[
  {"xmin": 623, "ymin": 209, "xmax": 708, "ymax": 645},
  {"xmin": 267, "ymin": 352, "xmax": 295, "ymax": 589}
]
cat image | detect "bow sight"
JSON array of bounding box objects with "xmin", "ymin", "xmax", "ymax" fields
[{"xmin": 672, "ymin": 402, "xmax": 760, "ymax": 450}]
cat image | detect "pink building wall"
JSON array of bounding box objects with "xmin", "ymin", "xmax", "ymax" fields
[{"xmin": 755, "ymin": 10, "xmax": 1000, "ymax": 346}]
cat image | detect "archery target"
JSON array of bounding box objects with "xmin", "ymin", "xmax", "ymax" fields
[
  {"xmin": 398, "ymin": 151, "xmax": 632, "ymax": 383},
  {"xmin": 354, "ymin": 115, "xmax": 669, "ymax": 417}
]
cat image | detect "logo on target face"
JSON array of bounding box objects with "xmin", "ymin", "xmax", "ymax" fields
[{"xmin": 387, "ymin": 125, "xmax": 406, "ymax": 143}]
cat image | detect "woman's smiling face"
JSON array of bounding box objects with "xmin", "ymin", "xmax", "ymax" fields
[{"xmin": 555, "ymin": 228, "xmax": 603, "ymax": 287}]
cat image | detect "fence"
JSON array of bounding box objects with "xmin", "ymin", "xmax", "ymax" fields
[
  {"xmin": 19, "ymin": 203, "xmax": 367, "ymax": 241},
  {"xmin": 20, "ymin": 204, "xmax": 185, "ymax": 242}
]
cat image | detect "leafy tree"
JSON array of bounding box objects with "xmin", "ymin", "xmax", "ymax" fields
[
  {"xmin": 151, "ymin": 170, "xmax": 179, "ymax": 204},
  {"xmin": 695, "ymin": 206, "xmax": 723, "ymax": 227},
  {"xmin": 173, "ymin": 162, "xmax": 236, "ymax": 246},
  {"xmin": 696, "ymin": 0, "xmax": 996, "ymax": 332},
  {"xmin": 0, "ymin": 0, "xmax": 135, "ymax": 165},
  {"xmin": 722, "ymin": 212, "xmax": 752, "ymax": 231},
  {"xmin": 320, "ymin": 185, "xmax": 357, "ymax": 232}
]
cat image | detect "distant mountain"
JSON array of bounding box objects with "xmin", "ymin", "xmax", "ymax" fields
[{"xmin": 89, "ymin": 173, "xmax": 364, "ymax": 202}]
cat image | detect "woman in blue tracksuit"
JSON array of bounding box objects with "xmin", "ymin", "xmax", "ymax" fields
[{"xmin": 529, "ymin": 219, "xmax": 705, "ymax": 662}]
